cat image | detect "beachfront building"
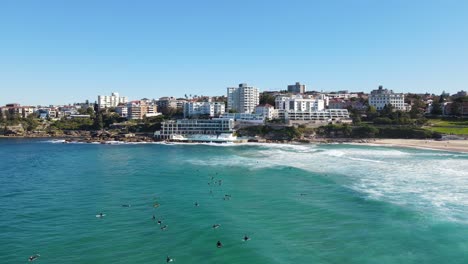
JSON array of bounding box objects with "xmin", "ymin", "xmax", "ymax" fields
[
  {"xmin": 275, "ymin": 95, "xmax": 325, "ymax": 112},
  {"xmin": 156, "ymin": 119, "xmax": 235, "ymax": 141},
  {"xmin": 278, "ymin": 109, "xmax": 350, "ymax": 121},
  {"xmin": 368, "ymin": 86, "xmax": 406, "ymax": 111},
  {"xmin": 255, "ymin": 104, "xmax": 277, "ymax": 120},
  {"xmin": 227, "ymin": 83, "xmax": 260, "ymax": 114},
  {"xmin": 97, "ymin": 92, "xmax": 128, "ymax": 109},
  {"xmin": 218, "ymin": 113, "xmax": 265, "ymax": 125},
  {"xmin": 183, "ymin": 101, "xmax": 225, "ymax": 118},
  {"xmin": 127, "ymin": 100, "xmax": 159, "ymax": 120},
  {"xmin": 287, "ymin": 82, "xmax": 306, "ymax": 94}
]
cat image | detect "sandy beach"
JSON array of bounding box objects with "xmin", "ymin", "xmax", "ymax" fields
[{"xmin": 369, "ymin": 139, "xmax": 468, "ymax": 153}]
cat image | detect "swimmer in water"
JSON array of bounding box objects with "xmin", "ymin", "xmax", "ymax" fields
[
  {"xmin": 212, "ymin": 224, "xmax": 221, "ymax": 229},
  {"xmin": 194, "ymin": 202, "xmax": 200, "ymax": 207},
  {"xmin": 166, "ymin": 256, "xmax": 173, "ymax": 262},
  {"xmin": 216, "ymin": 240, "xmax": 223, "ymax": 248},
  {"xmin": 152, "ymin": 215, "xmax": 156, "ymax": 220},
  {"xmin": 157, "ymin": 219, "xmax": 162, "ymax": 225},
  {"xmin": 28, "ymin": 254, "xmax": 40, "ymax": 262},
  {"xmin": 243, "ymin": 235, "xmax": 250, "ymax": 241}
]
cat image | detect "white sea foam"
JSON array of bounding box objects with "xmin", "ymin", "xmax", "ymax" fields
[
  {"xmin": 42, "ymin": 139, "xmax": 67, "ymax": 143},
  {"xmin": 184, "ymin": 143, "xmax": 468, "ymax": 223}
]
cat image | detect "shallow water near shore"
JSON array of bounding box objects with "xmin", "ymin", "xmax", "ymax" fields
[{"xmin": 1, "ymin": 138, "xmax": 468, "ymax": 263}]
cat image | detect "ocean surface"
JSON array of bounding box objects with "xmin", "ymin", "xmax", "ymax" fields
[{"xmin": 1, "ymin": 139, "xmax": 468, "ymax": 263}]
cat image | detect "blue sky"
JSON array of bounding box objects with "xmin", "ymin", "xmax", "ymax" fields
[{"xmin": 1, "ymin": 0, "xmax": 467, "ymax": 105}]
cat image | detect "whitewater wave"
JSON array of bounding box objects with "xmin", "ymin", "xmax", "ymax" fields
[{"xmin": 184, "ymin": 143, "xmax": 468, "ymax": 223}]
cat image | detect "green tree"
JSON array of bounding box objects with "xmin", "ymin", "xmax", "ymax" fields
[
  {"xmin": 452, "ymin": 101, "xmax": 462, "ymax": 116},
  {"xmin": 366, "ymin": 105, "xmax": 378, "ymax": 121},
  {"xmin": 93, "ymin": 114, "xmax": 104, "ymax": 130},
  {"xmin": 342, "ymin": 123, "xmax": 352, "ymax": 137},
  {"xmin": 380, "ymin": 104, "xmax": 395, "ymax": 117},
  {"xmin": 430, "ymin": 101, "xmax": 443, "ymax": 115},
  {"xmin": 24, "ymin": 114, "xmax": 39, "ymax": 131},
  {"xmin": 259, "ymin": 93, "xmax": 276, "ymax": 106}
]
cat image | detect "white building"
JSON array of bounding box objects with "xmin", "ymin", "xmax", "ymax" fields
[
  {"xmin": 255, "ymin": 104, "xmax": 277, "ymax": 120},
  {"xmin": 98, "ymin": 92, "xmax": 128, "ymax": 109},
  {"xmin": 115, "ymin": 104, "xmax": 128, "ymax": 118},
  {"xmin": 156, "ymin": 119, "xmax": 235, "ymax": 140},
  {"xmin": 278, "ymin": 109, "xmax": 350, "ymax": 121},
  {"xmin": 227, "ymin": 83, "xmax": 260, "ymax": 114},
  {"xmin": 275, "ymin": 95, "xmax": 325, "ymax": 112},
  {"xmin": 218, "ymin": 113, "xmax": 265, "ymax": 124},
  {"xmin": 183, "ymin": 102, "xmax": 225, "ymax": 118},
  {"xmin": 368, "ymin": 86, "xmax": 405, "ymax": 111}
]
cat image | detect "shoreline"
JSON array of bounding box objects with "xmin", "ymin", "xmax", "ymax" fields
[
  {"xmin": 358, "ymin": 139, "xmax": 468, "ymax": 154},
  {"xmin": 2, "ymin": 135, "xmax": 468, "ymax": 154}
]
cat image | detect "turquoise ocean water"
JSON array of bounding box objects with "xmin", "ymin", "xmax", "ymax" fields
[{"xmin": 1, "ymin": 139, "xmax": 468, "ymax": 263}]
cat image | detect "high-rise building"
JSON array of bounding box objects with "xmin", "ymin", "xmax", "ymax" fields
[
  {"xmin": 287, "ymin": 82, "xmax": 306, "ymax": 94},
  {"xmin": 97, "ymin": 92, "xmax": 128, "ymax": 109},
  {"xmin": 227, "ymin": 83, "xmax": 259, "ymax": 114},
  {"xmin": 368, "ymin": 86, "xmax": 405, "ymax": 111}
]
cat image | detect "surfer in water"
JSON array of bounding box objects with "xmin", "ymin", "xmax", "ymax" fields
[
  {"xmin": 157, "ymin": 219, "xmax": 162, "ymax": 225},
  {"xmin": 194, "ymin": 202, "xmax": 200, "ymax": 207},
  {"xmin": 152, "ymin": 215, "xmax": 156, "ymax": 220},
  {"xmin": 28, "ymin": 254, "xmax": 40, "ymax": 262},
  {"xmin": 216, "ymin": 240, "xmax": 223, "ymax": 248},
  {"xmin": 212, "ymin": 224, "xmax": 221, "ymax": 229},
  {"xmin": 166, "ymin": 256, "xmax": 173, "ymax": 262},
  {"xmin": 161, "ymin": 225, "xmax": 168, "ymax": 230},
  {"xmin": 243, "ymin": 235, "xmax": 250, "ymax": 241}
]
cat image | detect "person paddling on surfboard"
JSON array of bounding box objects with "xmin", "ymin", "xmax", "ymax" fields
[{"xmin": 28, "ymin": 254, "xmax": 40, "ymax": 262}]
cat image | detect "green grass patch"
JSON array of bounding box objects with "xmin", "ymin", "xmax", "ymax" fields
[
  {"xmin": 427, "ymin": 118, "xmax": 468, "ymax": 127},
  {"xmin": 425, "ymin": 126, "xmax": 468, "ymax": 135}
]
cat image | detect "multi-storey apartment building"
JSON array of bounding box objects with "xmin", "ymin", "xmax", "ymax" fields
[
  {"xmin": 287, "ymin": 82, "xmax": 306, "ymax": 94},
  {"xmin": 183, "ymin": 101, "xmax": 225, "ymax": 118},
  {"xmin": 368, "ymin": 86, "xmax": 405, "ymax": 111},
  {"xmin": 275, "ymin": 95, "xmax": 325, "ymax": 112},
  {"xmin": 97, "ymin": 92, "xmax": 128, "ymax": 109},
  {"xmin": 227, "ymin": 83, "xmax": 259, "ymax": 114}
]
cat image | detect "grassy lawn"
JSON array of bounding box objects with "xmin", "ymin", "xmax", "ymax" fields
[
  {"xmin": 425, "ymin": 118, "xmax": 468, "ymax": 135},
  {"xmin": 426, "ymin": 126, "xmax": 468, "ymax": 135},
  {"xmin": 426, "ymin": 118, "xmax": 468, "ymax": 126}
]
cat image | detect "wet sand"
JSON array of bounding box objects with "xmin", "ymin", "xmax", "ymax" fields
[{"xmin": 369, "ymin": 139, "xmax": 468, "ymax": 153}]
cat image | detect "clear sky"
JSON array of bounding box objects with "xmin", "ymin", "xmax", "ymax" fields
[{"xmin": 1, "ymin": 0, "xmax": 467, "ymax": 105}]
